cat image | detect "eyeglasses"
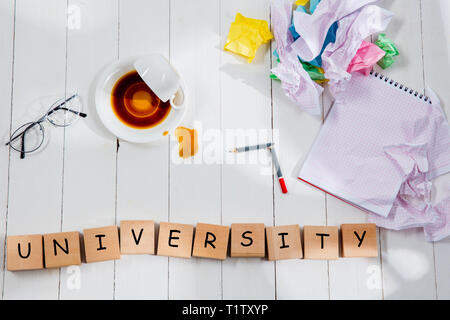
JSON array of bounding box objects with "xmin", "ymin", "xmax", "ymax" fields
[{"xmin": 5, "ymin": 94, "xmax": 86, "ymax": 159}]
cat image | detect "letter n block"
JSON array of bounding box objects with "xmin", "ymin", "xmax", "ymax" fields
[
  {"xmin": 120, "ymin": 220, "xmax": 155, "ymax": 255},
  {"xmin": 157, "ymin": 222, "xmax": 194, "ymax": 258},
  {"xmin": 266, "ymin": 225, "xmax": 303, "ymax": 261},
  {"xmin": 303, "ymin": 226, "xmax": 339, "ymax": 260},
  {"xmin": 44, "ymin": 232, "xmax": 81, "ymax": 268},
  {"xmin": 7, "ymin": 234, "xmax": 44, "ymax": 271},
  {"xmin": 230, "ymin": 223, "xmax": 265, "ymax": 258},
  {"xmin": 83, "ymin": 226, "xmax": 120, "ymax": 263},
  {"xmin": 341, "ymin": 223, "xmax": 378, "ymax": 258},
  {"xmin": 192, "ymin": 223, "xmax": 230, "ymax": 260}
]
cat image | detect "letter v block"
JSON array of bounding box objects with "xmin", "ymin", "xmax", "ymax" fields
[
  {"xmin": 157, "ymin": 222, "xmax": 194, "ymax": 258},
  {"xmin": 303, "ymin": 226, "xmax": 339, "ymax": 260},
  {"xmin": 7, "ymin": 234, "xmax": 44, "ymax": 271},
  {"xmin": 341, "ymin": 223, "xmax": 378, "ymax": 258},
  {"xmin": 193, "ymin": 223, "xmax": 230, "ymax": 260},
  {"xmin": 120, "ymin": 220, "xmax": 155, "ymax": 254},
  {"xmin": 83, "ymin": 226, "xmax": 120, "ymax": 263},
  {"xmin": 44, "ymin": 232, "xmax": 81, "ymax": 268}
]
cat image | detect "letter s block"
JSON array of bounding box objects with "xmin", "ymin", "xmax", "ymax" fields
[
  {"xmin": 192, "ymin": 223, "xmax": 230, "ymax": 260},
  {"xmin": 7, "ymin": 234, "xmax": 44, "ymax": 271},
  {"xmin": 44, "ymin": 231, "xmax": 81, "ymax": 268},
  {"xmin": 157, "ymin": 222, "xmax": 194, "ymax": 258},
  {"xmin": 230, "ymin": 223, "xmax": 265, "ymax": 258},
  {"xmin": 83, "ymin": 226, "xmax": 120, "ymax": 263}
]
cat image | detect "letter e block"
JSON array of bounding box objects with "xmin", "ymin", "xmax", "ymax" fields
[
  {"xmin": 157, "ymin": 222, "xmax": 194, "ymax": 258},
  {"xmin": 7, "ymin": 234, "xmax": 44, "ymax": 271},
  {"xmin": 193, "ymin": 223, "xmax": 230, "ymax": 260},
  {"xmin": 266, "ymin": 225, "xmax": 302, "ymax": 261},
  {"xmin": 341, "ymin": 223, "xmax": 378, "ymax": 258},
  {"xmin": 120, "ymin": 220, "xmax": 155, "ymax": 255},
  {"xmin": 44, "ymin": 231, "xmax": 81, "ymax": 268},
  {"xmin": 230, "ymin": 223, "xmax": 265, "ymax": 258},
  {"xmin": 303, "ymin": 226, "xmax": 339, "ymax": 260},
  {"xmin": 83, "ymin": 226, "xmax": 120, "ymax": 263}
]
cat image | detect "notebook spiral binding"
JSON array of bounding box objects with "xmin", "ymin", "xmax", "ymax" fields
[{"xmin": 369, "ymin": 70, "xmax": 432, "ymax": 104}]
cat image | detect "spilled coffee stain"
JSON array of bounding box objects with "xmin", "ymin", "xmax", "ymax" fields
[{"xmin": 175, "ymin": 126, "xmax": 198, "ymax": 159}]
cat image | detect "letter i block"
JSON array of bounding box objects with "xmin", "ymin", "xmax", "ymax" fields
[
  {"xmin": 341, "ymin": 223, "xmax": 378, "ymax": 258},
  {"xmin": 157, "ymin": 222, "xmax": 194, "ymax": 258},
  {"xmin": 266, "ymin": 225, "xmax": 303, "ymax": 261},
  {"xmin": 303, "ymin": 226, "xmax": 339, "ymax": 260},
  {"xmin": 192, "ymin": 223, "xmax": 230, "ymax": 260},
  {"xmin": 7, "ymin": 234, "xmax": 44, "ymax": 271},
  {"xmin": 83, "ymin": 226, "xmax": 120, "ymax": 263},
  {"xmin": 44, "ymin": 231, "xmax": 81, "ymax": 268},
  {"xmin": 230, "ymin": 223, "xmax": 265, "ymax": 258},
  {"xmin": 120, "ymin": 220, "xmax": 155, "ymax": 255}
]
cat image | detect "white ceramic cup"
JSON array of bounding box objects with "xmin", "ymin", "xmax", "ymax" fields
[{"xmin": 134, "ymin": 54, "xmax": 183, "ymax": 109}]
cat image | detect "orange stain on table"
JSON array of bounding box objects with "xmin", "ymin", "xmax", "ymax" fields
[{"xmin": 175, "ymin": 127, "xmax": 198, "ymax": 159}]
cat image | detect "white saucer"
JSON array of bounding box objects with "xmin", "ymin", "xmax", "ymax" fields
[{"xmin": 94, "ymin": 57, "xmax": 188, "ymax": 143}]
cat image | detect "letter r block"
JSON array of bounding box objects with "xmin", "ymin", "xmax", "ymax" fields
[
  {"xmin": 157, "ymin": 222, "xmax": 194, "ymax": 258},
  {"xmin": 43, "ymin": 231, "xmax": 81, "ymax": 268},
  {"xmin": 83, "ymin": 226, "xmax": 120, "ymax": 263},
  {"xmin": 303, "ymin": 226, "xmax": 339, "ymax": 260},
  {"xmin": 230, "ymin": 223, "xmax": 265, "ymax": 258},
  {"xmin": 192, "ymin": 223, "xmax": 230, "ymax": 260},
  {"xmin": 266, "ymin": 225, "xmax": 303, "ymax": 261},
  {"xmin": 341, "ymin": 223, "xmax": 378, "ymax": 257},
  {"xmin": 7, "ymin": 234, "xmax": 44, "ymax": 271}
]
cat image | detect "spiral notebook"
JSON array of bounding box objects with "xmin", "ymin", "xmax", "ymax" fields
[{"xmin": 298, "ymin": 71, "xmax": 450, "ymax": 217}]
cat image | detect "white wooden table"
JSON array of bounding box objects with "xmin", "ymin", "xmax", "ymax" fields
[{"xmin": 0, "ymin": 0, "xmax": 449, "ymax": 300}]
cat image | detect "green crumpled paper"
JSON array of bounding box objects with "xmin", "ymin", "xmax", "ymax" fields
[
  {"xmin": 375, "ymin": 33, "xmax": 399, "ymax": 69},
  {"xmin": 224, "ymin": 13, "xmax": 273, "ymax": 63},
  {"xmin": 271, "ymin": 59, "xmax": 326, "ymax": 83}
]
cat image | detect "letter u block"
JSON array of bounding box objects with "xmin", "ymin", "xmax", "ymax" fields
[{"xmin": 7, "ymin": 234, "xmax": 44, "ymax": 271}]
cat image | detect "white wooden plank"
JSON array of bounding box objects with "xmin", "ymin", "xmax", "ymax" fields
[
  {"xmin": 272, "ymin": 50, "xmax": 329, "ymax": 299},
  {"xmin": 60, "ymin": 0, "xmax": 118, "ymax": 300},
  {"xmin": 3, "ymin": 0, "xmax": 67, "ymax": 300},
  {"xmin": 220, "ymin": 0, "xmax": 275, "ymax": 299},
  {"xmin": 372, "ymin": 0, "xmax": 436, "ymax": 300},
  {"xmin": 421, "ymin": 0, "xmax": 450, "ymax": 300},
  {"xmin": 168, "ymin": 0, "xmax": 223, "ymax": 299},
  {"xmin": 0, "ymin": 0, "xmax": 15, "ymax": 300},
  {"xmin": 115, "ymin": 0, "xmax": 170, "ymax": 300}
]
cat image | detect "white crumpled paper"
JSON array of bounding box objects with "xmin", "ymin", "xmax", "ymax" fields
[
  {"xmin": 291, "ymin": 0, "xmax": 380, "ymax": 61},
  {"xmin": 321, "ymin": 5, "xmax": 393, "ymax": 99},
  {"xmin": 271, "ymin": 0, "xmax": 323, "ymax": 115}
]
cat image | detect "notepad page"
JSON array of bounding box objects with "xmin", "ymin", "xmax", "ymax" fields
[{"xmin": 299, "ymin": 73, "xmax": 450, "ymax": 217}]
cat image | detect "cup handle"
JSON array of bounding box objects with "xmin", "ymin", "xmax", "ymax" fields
[{"xmin": 170, "ymin": 86, "xmax": 185, "ymax": 110}]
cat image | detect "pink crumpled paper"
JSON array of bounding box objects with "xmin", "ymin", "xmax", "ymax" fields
[
  {"xmin": 347, "ymin": 41, "xmax": 386, "ymax": 75},
  {"xmin": 271, "ymin": 0, "xmax": 323, "ymax": 115}
]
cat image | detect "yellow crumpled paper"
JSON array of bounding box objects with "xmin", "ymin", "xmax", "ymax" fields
[
  {"xmin": 295, "ymin": 0, "xmax": 310, "ymax": 6},
  {"xmin": 224, "ymin": 13, "xmax": 273, "ymax": 63}
]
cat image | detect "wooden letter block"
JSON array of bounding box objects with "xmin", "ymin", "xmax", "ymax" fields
[
  {"xmin": 7, "ymin": 234, "xmax": 44, "ymax": 271},
  {"xmin": 192, "ymin": 223, "xmax": 230, "ymax": 260},
  {"xmin": 303, "ymin": 226, "xmax": 339, "ymax": 260},
  {"xmin": 157, "ymin": 222, "xmax": 194, "ymax": 258},
  {"xmin": 120, "ymin": 220, "xmax": 155, "ymax": 255},
  {"xmin": 43, "ymin": 231, "xmax": 81, "ymax": 268},
  {"xmin": 83, "ymin": 226, "xmax": 120, "ymax": 263},
  {"xmin": 341, "ymin": 223, "xmax": 378, "ymax": 258},
  {"xmin": 266, "ymin": 225, "xmax": 302, "ymax": 261},
  {"xmin": 230, "ymin": 223, "xmax": 265, "ymax": 258}
]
